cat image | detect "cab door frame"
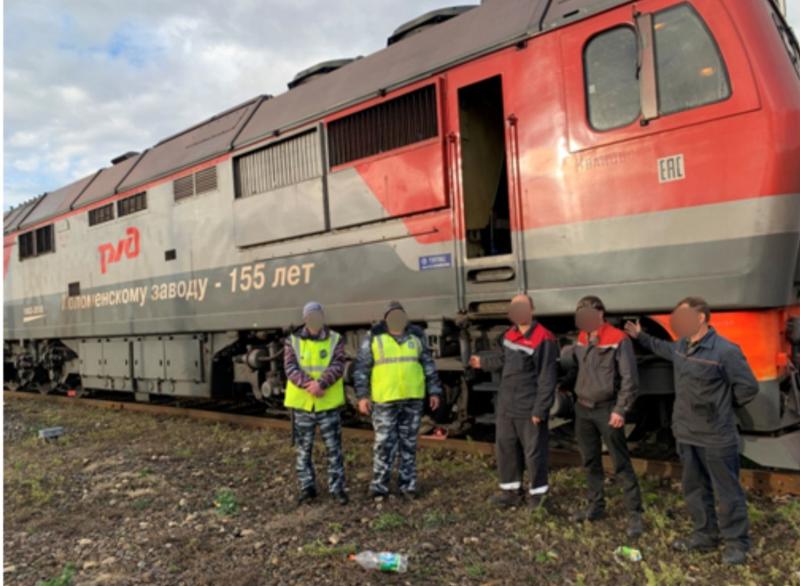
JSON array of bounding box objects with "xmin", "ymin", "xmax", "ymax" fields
[{"xmin": 444, "ymin": 54, "xmax": 527, "ymax": 313}]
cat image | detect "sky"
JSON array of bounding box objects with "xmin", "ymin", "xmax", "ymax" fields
[{"xmin": 3, "ymin": 1, "xmax": 800, "ymax": 211}]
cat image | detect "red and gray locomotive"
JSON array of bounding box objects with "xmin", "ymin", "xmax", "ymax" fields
[{"xmin": 5, "ymin": 0, "xmax": 800, "ymax": 469}]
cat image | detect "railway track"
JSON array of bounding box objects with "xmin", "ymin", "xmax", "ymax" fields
[{"xmin": 5, "ymin": 390, "xmax": 800, "ymax": 497}]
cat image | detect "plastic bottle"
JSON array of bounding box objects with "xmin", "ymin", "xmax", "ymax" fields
[
  {"xmin": 349, "ymin": 551, "xmax": 408, "ymax": 573},
  {"xmin": 614, "ymin": 546, "xmax": 642, "ymax": 562}
]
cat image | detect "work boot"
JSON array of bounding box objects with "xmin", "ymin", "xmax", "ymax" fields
[
  {"xmin": 399, "ymin": 489, "xmax": 418, "ymax": 501},
  {"xmin": 332, "ymin": 491, "xmax": 349, "ymax": 506},
  {"xmin": 488, "ymin": 490, "xmax": 523, "ymax": 508},
  {"xmin": 627, "ymin": 512, "xmax": 644, "ymax": 538},
  {"xmin": 671, "ymin": 533, "xmax": 721, "ymax": 552},
  {"xmin": 370, "ymin": 490, "xmax": 388, "ymax": 502},
  {"xmin": 297, "ymin": 486, "xmax": 318, "ymax": 505},
  {"xmin": 528, "ymin": 494, "xmax": 549, "ymax": 510},
  {"xmin": 721, "ymin": 544, "xmax": 748, "ymax": 565},
  {"xmin": 572, "ymin": 507, "xmax": 605, "ymax": 523}
]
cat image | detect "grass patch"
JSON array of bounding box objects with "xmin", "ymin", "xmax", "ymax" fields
[
  {"xmin": 534, "ymin": 550, "xmax": 559, "ymax": 564},
  {"xmin": 371, "ymin": 512, "xmax": 405, "ymax": 531},
  {"xmin": 213, "ymin": 488, "xmax": 239, "ymax": 516},
  {"xmin": 36, "ymin": 563, "xmax": 76, "ymax": 586},
  {"xmin": 174, "ymin": 447, "xmax": 193, "ymax": 459},
  {"xmin": 300, "ymin": 539, "xmax": 357, "ymax": 557},
  {"xmin": 132, "ymin": 497, "xmax": 153, "ymax": 511},
  {"xmin": 465, "ymin": 562, "xmax": 486, "ymax": 578},
  {"xmin": 420, "ymin": 509, "xmax": 455, "ymax": 530},
  {"xmin": 642, "ymin": 561, "xmax": 686, "ymax": 586},
  {"xmin": 776, "ymin": 499, "xmax": 800, "ymax": 535}
]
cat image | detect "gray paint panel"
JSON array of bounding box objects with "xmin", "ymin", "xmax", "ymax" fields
[
  {"xmin": 4, "ymin": 232, "xmax": 797, "ymax": 342},
  {"xmin": 520, "ymin": 232, "xmax": 799, "ymax": 314},
  {"xmin": 233, "ymin": 177, "xmax": 326, "ymax": 246},
  {"xmin": 4, "ymin": 242, "xmax": 457, "ymax": 339},
  {"xmin": 328, "ymin": 168, "xmax": 391, "ymax": 228}
]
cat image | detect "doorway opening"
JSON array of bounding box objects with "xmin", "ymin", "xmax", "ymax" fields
[{"xmin": 457, "ymin": 75, "xmax": 512, "ymax": 259}]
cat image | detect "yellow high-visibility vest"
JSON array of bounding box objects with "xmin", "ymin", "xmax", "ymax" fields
[
  {"xmin": 284, "ymin": 331, "xmax": 344, "ymax": 412},
  {"xmin": 370, "ymin": 332, "xmax": 425, "ymax": 403}
]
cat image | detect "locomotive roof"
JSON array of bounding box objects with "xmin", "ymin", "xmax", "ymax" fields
[{"xmin": 4, "ymin": 0, "xmax": 629, "ymax": 234}]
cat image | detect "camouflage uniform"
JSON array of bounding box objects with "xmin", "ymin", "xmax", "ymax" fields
[
  {"xmin": 284, "ymin": 325, "xmax": 348, "ymax": 495},
  {"xmin": 370, "ymin": 399, "xmax": 424, "ymax": 493},
  {"xmin": 354, "ymin": 321, "xmax": 442, "ymax": 495},
  {"xmin": 292, "ymin": 409, "xmax": 346, "ymax": 494}
]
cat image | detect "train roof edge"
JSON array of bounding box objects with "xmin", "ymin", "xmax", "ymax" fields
[{"xmin": 4, "ymin": 0, "xmax": 631, "ymax": 235}]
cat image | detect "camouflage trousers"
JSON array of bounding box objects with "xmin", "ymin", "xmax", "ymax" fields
[
  {"xmin": 370, "ymin": 399, "xmax": 424, "ymax": 494},
  {"xmin": 292, "ymin": 408, "xmax": 346, "ymax": 494}
]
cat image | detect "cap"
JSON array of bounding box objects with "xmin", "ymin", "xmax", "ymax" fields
[
  {"xmin": 383, "ymin": 300, "xmax": 405, "ymax": 319},
  {"xmin": 302, "ymin": 301, "xmax": 324, "ymax": 318}
]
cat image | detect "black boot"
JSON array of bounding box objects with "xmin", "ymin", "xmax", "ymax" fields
[
  {"xmin": 528, "ymin": 493, "xmax": 549, "ymax": 509},
  {"xmin": 488, "ymin": 490, "xmax": 523, "ymax": 508},
  {"xmin": 721, "ymin": 544, "xmax": 747, "ymax": 565},
  {"xmin": 571, "ymin": 507, "xmax": 605, "ymax": 523},
  {"xmin": 399, "ymin": 489, "xmax": 418, "ymax": 501},
  {"xmin": 297, "ymin": 486, "xmax": 318, "ymax": 505},
  {"xmin": 672, "ymin": 533, "xmax": 721, "ymax": 552},
  {"xmin": 370, "ymin": 490, "xmax": 388, "ymax": 502},
  {"xmin": 627, "ymin": 512, "xmax": 644, "ymax": 538},
  {"xmin": 332, "ymin": 491, "xmax": 349, "ymax": 506}
]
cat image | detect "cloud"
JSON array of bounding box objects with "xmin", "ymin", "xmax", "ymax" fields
[
  {"xmin": 5, "ymin": 1, "xmax": 799, "ymax": 213},
  {"xmin": 4, "ymin": 0, "xmax": 463, "ymax": 210}
]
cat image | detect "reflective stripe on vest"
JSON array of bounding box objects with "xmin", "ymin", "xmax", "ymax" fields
[
  {"xmin": 284, "ymin": 331, "xmax": 344, "ymax": 412},
  {"xmin": 370, "ymin": 333, "xmax": 425, "ymax": 403}
]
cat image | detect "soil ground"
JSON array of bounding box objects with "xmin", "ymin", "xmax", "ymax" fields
[{"xmin": 3, "ymin": 397, "xmax": 799, "ymax": 585}]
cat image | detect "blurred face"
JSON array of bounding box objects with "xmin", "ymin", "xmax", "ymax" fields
[
  {"xmin": 386, "ymin": 309, "xmax": 408, "ymax": 332},
  {"xmin": 670, "ymin": 305, "xmax": 705, "ymax": 339},
  {"xmin": 508, "ymin": 299, "xmax": 532, "ymax": 326},
  {"xmin": 304, "ymin": 311, "xmax": 324, "ymax": 332},
  {"xmin": 575, "ymin": 306, "xmax": 603, "ymax": 333}
]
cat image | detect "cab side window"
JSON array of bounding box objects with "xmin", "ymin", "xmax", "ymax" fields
[
  {"xmin": 584, "ymin": 27, "xmax": 640, "ymax": 131},
  {"xmin": 769, "ymin": 5, "xmax": 800, "ymax": 78},
  {"xmin": 654, "ymin": 5, "xmax": 731, "ymax": 115},
  {"xmin": 582, "ymin": 3, "xmax": 731, "ymax": 131}
]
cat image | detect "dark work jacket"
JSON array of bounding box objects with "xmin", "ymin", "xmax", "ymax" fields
[
  {"xmin": 636, "ymin": 327, "xmax": 758, "ymax": 448},
  {"xmin": 478, "ymin": 321, "xmax": 559, "ymax": 420},
  {"xmin": 567, "ymin": 322, "xmax": 639, "ymax": 415}
]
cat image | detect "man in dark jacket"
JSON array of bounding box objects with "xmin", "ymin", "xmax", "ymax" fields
[
  {"xmin": 564, "ymin": 296, "xmax": 643, "ymax": 537},
  {"xmin": 353, "ymin": 301, "xmax": 442, "ymax": 500},
  {"xmin": 470, "ymin": 293, "xmax": 558, "ymax": 508},
  {"xmin": 625, "ymin": 296, "xmax": 759, "ymax": 565}
]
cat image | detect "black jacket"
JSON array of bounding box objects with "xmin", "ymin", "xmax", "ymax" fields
[
  {"xmin": 564, "ymin": 322, "xmax": 639, "ymax": 416},
  {"xmin": 636, "ymin": 327, "xmax": 758, "ymax": 448},
  {"xmin": 478, "ymin": 321, "xmax": 559, "ymax": 420}
]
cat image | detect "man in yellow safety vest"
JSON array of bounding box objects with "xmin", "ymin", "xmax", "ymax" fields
[
  {"xmin": 353, "ymin": 300, "xmax": 442, "ymax": 500},
  {"xmin": 284, "ymin": 301, "xmax": 349, "ymax": 505}
]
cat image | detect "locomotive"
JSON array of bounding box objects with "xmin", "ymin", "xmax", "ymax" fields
[{"xmin": 5, "ymin": 0, "xmax": 800, "ymax": 469}]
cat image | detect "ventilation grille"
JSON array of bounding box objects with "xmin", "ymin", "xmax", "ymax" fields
[
  {"xmin": 35, "ymin": 225, "xmax": 54, "ymax": 254},
  {"xmin": 174, "ymin": 166, "xmax": 218, "ymax": 200},
  {"xmin": 195, "ymin": 167, "xmax": 218, "ymax": 194},
  {"xmin": 327, "ymin": 84, "xmax": 438, "ymax": 167},
  {"xmin": 234, "ymin": 130, "xmax": 322, "ymax": 198},
  {"xmin": 173, "ymin": 176, "xmax": 195, "ymax": 200},
  {"xmin": 88, "ymin": 203, "xmax": 115, "ymax": 226},
  {"xmin": 118, "ymin": 192, "xmax": 147, "ymax": 217},
  {"xmin": 19, "ymin": 224, "xmax": 55, "ymax": 260},
  {"xmin": 19, "ymin": 231, "xmax": 35, "ymax": 260}
]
